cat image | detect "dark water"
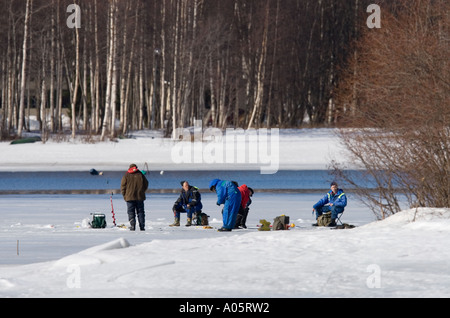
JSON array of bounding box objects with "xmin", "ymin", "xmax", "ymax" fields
[{"xmin": 0, "ymin": 170, "xmax": 371, "ymax": 194}]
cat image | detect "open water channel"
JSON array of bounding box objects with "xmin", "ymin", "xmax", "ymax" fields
[{"xmin": 0, "ymin": 170, "xmax": 371, "ymax": 194}]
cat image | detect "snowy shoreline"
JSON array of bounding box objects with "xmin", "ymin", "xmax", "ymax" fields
[{"xmin": 0, "ymin": 128, "xmax": 351, "ymax": 172}]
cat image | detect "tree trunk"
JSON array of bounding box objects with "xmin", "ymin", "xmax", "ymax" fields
[
  {"xmin": 101, "ymin": 0, "xmax": 116, "ymax": 140},
  {"xmin": 171, "ymin": 0, "xmax": 180, "ymax": 136},
  {"xmin": 247, "ymin": 0, "xmax": 269, "ymax": 129},
  {"xmin": 109, "ymin": 1, "xmax": 119, "ymax": 138},
  {"xmin": 17, "ymin": 0, "xmax": 32, "ymax": 137},
  {"xmin": 49, "ymin": 0, "xmax": 56, "ymax": 133},
  {"xmin": 71, "ymin": 8, "xmax": 80, "ymax": 139}
]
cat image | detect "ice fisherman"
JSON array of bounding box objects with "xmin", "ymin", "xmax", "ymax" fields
[
  {"xmin": 209, "ymin": 179, "xmax": 242, "ymax": 232},
  {"xmin": 120, "ymin": 164, "xmax": 149, "ymax": 231},
  {"xmin": 235, "ymin": 184, "xmax": 254, "ymax": 229},
  {"xmin": 312, "ymin": 181, "xmax": 347, "ymax": 227},
  {"xmin": 170, "ymin": 181, "xmax": 203, "ymax": 227}
]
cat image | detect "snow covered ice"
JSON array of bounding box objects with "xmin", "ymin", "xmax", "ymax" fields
[
  {"xmin": 1, "ymin": 129, "xmax": 449, "ymax": 298},
  {"xmin": 1, "ymin": 200, "xmax": 449, "ymax": 298}
]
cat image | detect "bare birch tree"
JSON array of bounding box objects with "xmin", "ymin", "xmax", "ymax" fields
[{"xmin": 17, "ymin": 0, "xmax": 32, "ymax": 138}]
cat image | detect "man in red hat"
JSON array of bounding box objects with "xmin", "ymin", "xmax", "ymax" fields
[{"xmin": 121, "ymin": 164, "xmax": 149, "ymax": 231}]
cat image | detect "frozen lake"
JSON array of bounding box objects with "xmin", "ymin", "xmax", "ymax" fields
[
  {"xmin": 0, "ymin": 169, "xmax": 381, "ymax": 265},
  {"xmin": 0, "ymin": 192, "xmax": 374, "ymax": 265}
]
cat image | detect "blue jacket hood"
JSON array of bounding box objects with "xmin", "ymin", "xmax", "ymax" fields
[{"xmin": 209, "ymin": 179, "xmax": 221, "ymax": 190}]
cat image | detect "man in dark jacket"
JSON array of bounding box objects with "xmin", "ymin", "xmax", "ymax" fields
[
  {"xmin": 121, "ymin": 164, "xmax": 149, "ymax": 231},
  {"xmin": 170, "ymin": 181, "xmax": 203, "ymax": 227},
  {"xmin": 312, "ymin": 181, "xmax": 347, "ymax": 227}
]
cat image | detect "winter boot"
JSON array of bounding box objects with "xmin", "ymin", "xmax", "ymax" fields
[
  {"xmin": 170, "ymin": 218, "xmax": 180, "ymax": 227},
  {"xmin": 234, "ymin": 214, "xmax": 243, "ymax": 229},
  {"xmin": 327, "ymin": 219, "xmax": 337, "ymax": 227},
  {"xmin": 185, "ymin": 218, "xmax": 192, "ymax": 227},
  {"xmin": 129, "ymin": 218, "xmax": 136, "ymax": 231},
  {"xmin": 241, "ymin": 208, "xmax": 249, "ymax": 228}
]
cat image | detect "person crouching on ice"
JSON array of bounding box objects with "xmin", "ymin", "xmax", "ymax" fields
[
  {"xmin": 209, "ymin": 179, "xmax": 241, "ymax": 232},
  {"xmin": 312, "ymin": 181, "xmax": 347, "ymax": 227},
  {"xmin": 235, "ymin": 184, "xmax": 253, "ymax": 229},
  {"xmin": 170, "ymin": 181, "xmax": 203, "ymax": 227}
]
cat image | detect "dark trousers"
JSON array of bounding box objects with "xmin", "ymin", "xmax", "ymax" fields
[
  {"xmin": 173, "ymin": 205, "xmax": 198, "ymax": 219},
  {"xmin": 234, "ymin": 207, "xmax": 249, "ymax": 228},
  {"xmin": 127, "ymin": 200, "xmax": 145, "ymax": 230},
  {"xmin": 315, "ymin": 205, "xmax": 344, "ymax": 220}
]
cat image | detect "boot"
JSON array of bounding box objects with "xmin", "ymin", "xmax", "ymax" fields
[
  {"xmin": 327, "ymin": 219, "xmax": 337, "ymax": 227},
  {"xmin": 170, "ymin": 217, "xmax": 180, "ymax": 227},
  {"xmin": 129, "ymin": 218, "xmax": 136, "ymax": 231},
  {"xmin": 241, "ymin": 208, "xmax": 249, "ymax": 228},
  {"xmin": 234, "ymin": 214, "xmax": 243, "ymax": 229},
  {"xmin": 185, "ymin": 218, "xmax": 192, "ymax": 227}
]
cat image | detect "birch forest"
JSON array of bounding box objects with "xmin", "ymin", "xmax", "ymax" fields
[{"xmin": 0, "ymin": 0, "xmax": 447, "ymax": 141}]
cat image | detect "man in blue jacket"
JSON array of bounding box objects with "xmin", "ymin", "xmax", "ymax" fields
[
  {"xmin": 209, "ymin": 179, "xmax": 242, "ymax": 232},
  {"xmin": 313, "ymin": 181, "xmax": 347, "ymax": 227}
]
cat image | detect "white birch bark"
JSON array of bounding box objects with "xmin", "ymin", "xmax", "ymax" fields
[{"xmin": 17, "ymin": 0, "xmax": 32, "ymax": 137}]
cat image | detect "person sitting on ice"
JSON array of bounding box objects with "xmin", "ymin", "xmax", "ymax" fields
[
  {"xmin": 209, "ymin": 179, "xmax": 241, "ymax": 232},
  {"xmin": 170, "ymin": 181, "xmax": 203, "ymax": 227},
  {"xmin": 234, "ymin": 184, "xmax": 254, "ymax": 229},
  {"xmin": 312, "ymin": 181, "xmax": 347, "ymax": 227}
]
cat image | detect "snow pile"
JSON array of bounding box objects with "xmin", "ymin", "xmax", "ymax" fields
[
  {"xmin": 52, "ymin": 238, "xmax": 131, "ymax": 267},
  {"xmin": 1, "ymin": 208, "xmax": 449, "ymax": 298},
  {"xmin": 364, "ymin": 208, "xmax": 450, "ymax": 230}
]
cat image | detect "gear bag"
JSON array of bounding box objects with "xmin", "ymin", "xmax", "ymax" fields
[
  {"xmin": 273, "ymin": 215, "xmax": 290, "ymax": 230},
  {"xmin": 194, "ymin": 212, "xmax": 209, "ymax": 226},
  {"xmin": 317, "ymin": 212, "xmax": 332, "ymax": 227}
]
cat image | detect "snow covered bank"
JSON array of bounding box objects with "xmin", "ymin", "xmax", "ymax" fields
[
  {"xmin": 0, "ymin": 129, "xmax": 349, "ymax": 172},
  {"xmin": 1, "ymin": 206, "xmax": 449, "ymax": 298}
]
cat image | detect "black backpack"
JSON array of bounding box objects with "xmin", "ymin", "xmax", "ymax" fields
[{"xmin": 194, "ymin": 212, "xmax": 209, "ymax": 226}]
